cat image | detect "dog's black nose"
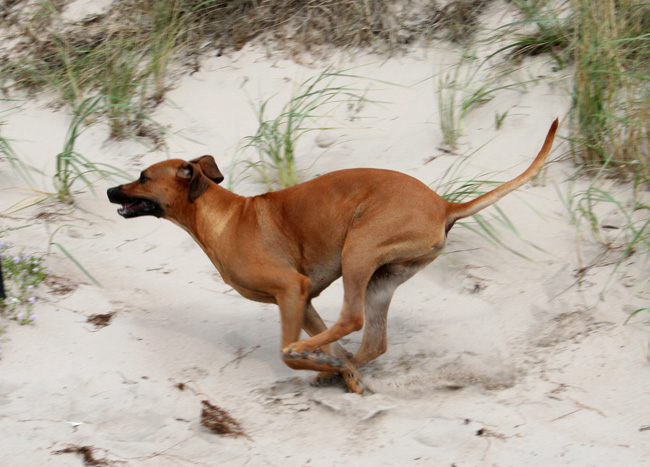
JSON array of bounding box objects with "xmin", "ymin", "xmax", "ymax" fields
[{"xmin": 107, "ymin": 186, "xmax": 119, "ymax": 201}]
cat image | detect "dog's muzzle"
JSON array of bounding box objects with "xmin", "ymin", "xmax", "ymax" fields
[{"xmin": 107, "ymin": 187, "xmax": 162, "ymax": 219}]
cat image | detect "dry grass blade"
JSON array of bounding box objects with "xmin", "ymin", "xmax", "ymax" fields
[{"xmin": 0, "ymin": 116, "xmax": 33, "ymax": 184}]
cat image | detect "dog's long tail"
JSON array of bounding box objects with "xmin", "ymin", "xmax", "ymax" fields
[{"xmin": 445, "ymin": 118, "xmax": 558, "ymax": 228}]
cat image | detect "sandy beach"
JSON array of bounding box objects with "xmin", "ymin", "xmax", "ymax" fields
[{"xmin": 1, "ymin": 2, "xmax": 649, "ymax": 465}]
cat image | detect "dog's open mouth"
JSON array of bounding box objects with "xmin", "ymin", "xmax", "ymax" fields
[
  {"xmin": 108, "ymin": 186, "xmax": 162, "ymax": 218},
  {"xmin": 116, "ymin": 199, "xmax": 159, "ymax": 218}
]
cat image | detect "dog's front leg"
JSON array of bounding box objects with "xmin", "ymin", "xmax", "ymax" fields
[
  {"xmin": 303, "ymin": 302, "xmax": 366, "ymax": 393},
  {"xmin": 276, "ymin": 273, "xmax": 365, "ymax": 394}
]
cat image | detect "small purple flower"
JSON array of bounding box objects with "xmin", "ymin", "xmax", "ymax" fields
[
  {"xmin": 27, "ymin": 285, "xmax": 34, "ymax": 291},
  {"xmin": 16, "ymin": 312, "xmax": 23, "ymax": 320},
  {"xmin": 28, "ymin": 297, "xmax": 36, "ymax": 304},
  {"xmin": 30, "ymin": 314, "xmax": 37, "ymax": 321},
  {"xmin": 23, "ymin": 254, "xmax": 31, "ymax": 260}
]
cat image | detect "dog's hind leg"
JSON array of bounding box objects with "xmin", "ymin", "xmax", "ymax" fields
[
  {"xmin": 283, "ymin": 250, "xmax": 375, "ymax": 357},
  {"xmin": 353, "ymin": 260, "xmax": 432, "ymax": 367}
]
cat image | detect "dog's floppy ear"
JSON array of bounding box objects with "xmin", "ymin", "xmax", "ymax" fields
[
  {"xmin": 189, "ymin": 155, "xmax": 224, "ymax": 184},
  {"xmin": 177, "ymin": 163, "xmax": 211, "ymax": 203}
]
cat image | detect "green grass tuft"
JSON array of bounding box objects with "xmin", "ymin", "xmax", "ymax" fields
[{"xmin": 234, "ymin": 67, "xmax": 380, "ymax": 191}]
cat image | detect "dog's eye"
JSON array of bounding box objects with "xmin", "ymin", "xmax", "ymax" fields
[{"xmin": 138, "ymin": 174, "xmax": 150, "ymax": 184}]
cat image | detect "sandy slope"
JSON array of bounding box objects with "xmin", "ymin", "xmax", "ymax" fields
[{"xmin": 1, "ymin": 33, "xmax": 649, "ymax": 467}]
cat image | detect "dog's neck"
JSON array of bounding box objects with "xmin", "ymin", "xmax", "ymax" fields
[{"xmin": 167, "ymin": 184, "xmax": 243, "ymax": 251}]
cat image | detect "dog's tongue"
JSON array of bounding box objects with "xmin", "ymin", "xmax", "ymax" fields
[{"xmin": 118, "ymin": 202, "xmax": 138, "ymax": 215}]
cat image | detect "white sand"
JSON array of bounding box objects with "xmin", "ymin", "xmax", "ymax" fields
[{"xmin": 1, "ymin": 25, "xmax": 649, "ymax": 467}]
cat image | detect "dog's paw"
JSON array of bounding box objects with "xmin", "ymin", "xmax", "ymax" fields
[
  {"xmin": 311, "ymin": 371, "xmax": 345, "ymax": 388},
  {"xmin": 281, "ymin": 349, "xmax": 310, "ymax": 360},
  {"xmin": 311, "ymin": 369, "xmax": 369, "ymax": 395},
  {"xmin": 282, "ymin": 349, "xmax": 346, "ymax": 368},
  {"xmin": 340, "ymin": 368, "xmax": 369, "ymax": 395}
]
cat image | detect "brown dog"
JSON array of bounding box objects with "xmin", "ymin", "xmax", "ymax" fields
[{"xmin": 108, "ymin": 119, "xmax": 558, "ymax": 394}]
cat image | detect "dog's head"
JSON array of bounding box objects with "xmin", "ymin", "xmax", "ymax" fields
[{"xmin": 107, "ymin": 155, "xmax": 224, "ymax": 219}]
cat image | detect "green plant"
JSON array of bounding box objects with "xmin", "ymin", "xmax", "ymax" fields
[
  {"xmin": 3, "ymin": 2, "xmax": 165, "ymax": 137},
  {"xmin": 99, "ymin": 48, "xmax": 148, "ymax": 137},
  {"xmin": 497, "ymin": 0, "xmax": 573, "ymax": 66},
  {"xmin": 437, "ymin": 54, "xmax": 533, "ymax": 150},
  {"xmin": 54, "ymin": 94, "xmax": 156, "ymax": 203},
  {"xmin": 570, "ymin": 0, "xmax": 649, "ymax": 177},
  {"xmin": 560, "ymin": 166, "xmax": 650, "ymax": 290},
  {"xmin": 438, "ymin": 64, "xmax": 462, "ymax": 149},
  {"xmin": 3, "ymin": 0, "xmax": 523, "ymax": 140},
  {"xmin": 625, "ymin": 307, "xmax": 650, "ymax": 324},
  {"xmin": 236, "ymin": 67, "xmax": 375, "ymax": 190},
  {"xmin": 494, "ymin": 110, "xmax": 509, "ymax": 129},
  {"xmin": 502, "ymin": 1, "xmax": 649, "ymax": 177},
  {"xmin": 147, "ymin": 0, "xmax": 188, "ymax": 100}
]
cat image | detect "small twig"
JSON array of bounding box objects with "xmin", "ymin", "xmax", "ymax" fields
[
  {"xmin": 219, "ymin": 345, "xmax": 261, "ymax": 374},
  {"xmin": 568, "ymin": 397, "xmax": 607, "ymax": 417},
  {"xmin": 549, "ymin": 408, "xmax": 581, "ymax": 422}
]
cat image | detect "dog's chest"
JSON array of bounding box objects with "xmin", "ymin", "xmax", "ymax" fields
[
  {"xmin": 306, "ymin": 258, "xmax": 342, "ymax": 298},
  {"xmin": 225, "ymin": 277, "xmax": 276, "ymax": 304}
]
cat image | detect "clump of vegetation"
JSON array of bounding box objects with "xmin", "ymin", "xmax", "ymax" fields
[
  {"xmin": 499, "ymin": 0, "xmax": 649, "ymax": 178},
  {"xmin": 433, "ymin": 0, "xmax": 495, "ymax": 43},
  {"xmin": 501, "ymin": 0, "xmax": 574, "ymax": 65},
  {"xmin": 0, "ymin": 237, "xmax": 49, "ymax": 356},
  {"xmin": 0, "ymin": 1, "xmax": 498, "ymax": 121},
  {"xmin": 570, "ymin": 0, "xmax": 649, "ymax": 177},
  {"xmin": 490, "ymin": 0, "xmax": 650, "ymax": 284}
]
